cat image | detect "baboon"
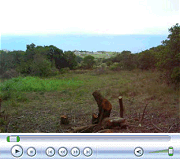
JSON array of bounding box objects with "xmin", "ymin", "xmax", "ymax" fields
[{"xmin": 92, "ymin": 90, "xmax": 112, "ymax": 124}]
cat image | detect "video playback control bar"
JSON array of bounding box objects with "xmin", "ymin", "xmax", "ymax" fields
[
  {"xmin": 0, "ymin": 134, "xmax": 179, "ymax": 159},
  {"xmin": 11, "ymin": 145, "xmax": 93, "ymax": 158}
]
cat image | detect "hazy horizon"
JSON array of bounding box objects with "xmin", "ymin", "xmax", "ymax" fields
[{"xmin": 1, "ymin": 34, "xmax": 167, "ymax": 53}]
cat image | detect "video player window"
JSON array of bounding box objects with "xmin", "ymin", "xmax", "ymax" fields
[{"xmin": 0, "ymin": 0, "xmax": 179, "ymax": 134}]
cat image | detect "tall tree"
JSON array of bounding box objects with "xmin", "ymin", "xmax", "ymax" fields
[
  {"xmin": 64, "ymin": 51, "xmax": 77, "ymax": 69},
  {"xmin": 158, "ymin": 23, "xmax": 180, "ymax": 84},
  {"xmin": 83, "ymin": 55, "xmax": 95, "ymax": 69}
]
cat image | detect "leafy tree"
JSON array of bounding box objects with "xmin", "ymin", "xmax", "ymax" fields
[
  {"xmin": 75, "ymin": 55, "xmax": 83, "ymax": 63},
  {"xmin": 0, "ymin": 51, "xmax": 9, "ymax": 74},
  {"xmin": 64, "ymin": 51, "xmax": 77, "ymax": 69},
  {"xmin": 120, "ymin": 51, "xmax": 136, "ymax": 70},
  {"xmin": 138, "ymin": 50, "xmax": 156, "ymax": 70},
  {"xmin": 26, "ymin": 43, "xmax": 36, "ymax": 60},
  {"xmin": 83, "ymin": 55, "xmax": 95, "ymax": 69},
  {"xmin": 107, "ymin": 51, "xmax": 136, "ymax": 70},
  {"xmin": 50, "ymin": 46, "xmax": 66, "ymax": 70},
  {"xmin": 0, "ymin": 50, "xmax": 25, "ymax": 75},
  {"xmin": 30, "ymin": 54, "xmax": 52, "ymax": 77},
  {"xmin": 157, "ymin": 23, "xmax": 180, "ymax": 84}
]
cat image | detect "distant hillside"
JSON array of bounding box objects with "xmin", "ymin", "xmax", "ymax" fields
[{"xmin": 73, "ymin": 50, "xmax": 119, "ymax": 59}]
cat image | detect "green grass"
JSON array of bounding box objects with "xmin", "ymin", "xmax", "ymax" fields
[
  {"xmin": 0, "ymin": 76, "xmax": 84, "ymax": 92},
  {"xmin": 0, "ymin": 70, "xmax": 179, "ymax": 133}
]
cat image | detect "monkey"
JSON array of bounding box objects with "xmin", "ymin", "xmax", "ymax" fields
[{"xmin": 92, "ymin": 90, "xmax": 112, "ymax": 124}]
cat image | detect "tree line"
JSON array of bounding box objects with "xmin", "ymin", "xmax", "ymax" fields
[
  {"xmin": 0, "ymin": 23, "xmax": 179, "ymax": 85},
  {"xmin": 103, "ymin": 23, "xmax": 180, "ymax": 85}
]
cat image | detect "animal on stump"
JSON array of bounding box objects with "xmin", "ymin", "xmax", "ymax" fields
[{"xmin": 92, "ymin": 90, "xmax": 112, "ymax": 124}]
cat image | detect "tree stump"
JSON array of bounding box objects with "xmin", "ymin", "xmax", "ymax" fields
[
  {"xmin": 118, "ymin": 96, "xmax": 124, "ymax": 118},
  {"xmin": 60, "ymin": 115, "xmax": 69, "ymax": 125},
  {"xmin": 92, "ymin": 90, "xmax": 112, "ymax": 124}
]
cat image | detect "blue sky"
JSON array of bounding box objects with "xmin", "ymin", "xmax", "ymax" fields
[
  {"xmin": 1, "ymin": 34, "xmax": 167, "ymax": 53},
  {"xmin": 0, "ymin": 0, "xmax": 179, "ymax": 52}
]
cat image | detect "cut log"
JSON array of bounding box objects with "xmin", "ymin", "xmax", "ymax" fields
[
  {"xmin": 97, "ymin": 129, "xmax": 113, "ymax": 133},
  {"xmin": 92, "ymin": 90, "xmax": 112, "ymax": 124},
  {"xmin": 72, "ymin": 117, "xmax": 128, "ymax": 133},
  {"xmin": 60, "ymin": 115, "xmax": 69, "ymax": 125},
  {"xmin": 101, "ymin": 117, "xmax": 127, "ymax": 129},
  {"xmin": 72, "ymin": 124, "xmax": 98, "ymax": 133}
]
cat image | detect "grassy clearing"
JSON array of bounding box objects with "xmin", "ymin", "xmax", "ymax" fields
[
  {"xmin": 0, "ymin": 76, "xmax": 83, "ymax": 92},
  {"xmin": 0, "ymin": 70, "xmax": 179, "ymax": 133}
]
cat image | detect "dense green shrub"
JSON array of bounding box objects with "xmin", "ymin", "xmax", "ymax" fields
[
  {"xmin": 109, "ymin": 62, "xmax": 121, "ymax": 71},
  {"xmin": 95, "ymin": 63, "xmax": 108, "ymax": 74},
  {"xmin": 30, "ymin": 54, "xmax": 52, "ymax": 77},
  {"xmin": 156, "ymin": 23, "xmax": 180, "ymax": 84},
  {"xmin": 171, "ymin": 67, "xmax": 180, "ymax": 84},
  {"xmin": 59, "ymin": 67, "xmax": 70, "ymax": 74},
  {"xmin": 82, "ymin": 55, "xmax": 95, "ymax": 69}
]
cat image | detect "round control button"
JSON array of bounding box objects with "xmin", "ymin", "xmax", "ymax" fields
[
  {"xmin": 46, "ymin": 147, "xmax": 55, "ymax": 157},
  {"xmin": 11, "ymin": 145, "xmax": 23, "ymax": 157},
  {"xmin": 27, "ymin": 147, "xmax": 36, "ymax": 157},
  {"xmin": 71, "ymin": 147, "xmax": 80, "ymax": 157},
  {"xmin": 58, "ymin": 147, "xmax": 68, "ymax": 157},
  {"xmin": 134, "ymin": 147, "xmax": 144, "ymax": 157},
  {"xmin": 83, "ymin": 147, "xmax": 92, "ymax": 157}
]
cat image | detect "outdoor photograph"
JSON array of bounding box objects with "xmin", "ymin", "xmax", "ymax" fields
[{"xmin": 0, "ymin": 0, "xmax": 179, "ymax": 133}]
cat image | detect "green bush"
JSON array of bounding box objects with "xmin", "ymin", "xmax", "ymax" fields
[
  {"xmin": 1, "ymin": 91, "xmax": 11, "ymax": 100},
  {"xmin": 171, "ymin": 67, "xmax": 180, "ymax": 84},
  {"xmin": 94, "ymin": 63, "xmax": 108, "ymax": 75},
  {"xmin": 82, "ymin": 55, "xmax": 95, "ymax": 69},
  {"xmin": 106, "ymin": 61, "xmax": 113, "ymax": 66},
  {"xmin": 30, "ymin": 54, "xmax": 52, "ymax": 77},
  {"xmin": 60, "ymin": 67, "xmax": 70, "ymax": 74},
  {"xmin": 157, "ymin": 23, "xmax": 180, "ymax": 85},
  {"xmin": 109, "ymin": 62, "xmax": 121, "ymax": 71},
  {"xmin": 16, "ymin": 61, "xmax": 32, "ymax": 75}
]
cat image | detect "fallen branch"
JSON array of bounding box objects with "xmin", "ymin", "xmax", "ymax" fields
[
  {"xmin": 151, "ymin": 116, "xmax": 164, "ymax": 132},
  {"xmin": 97, "ymin": 129, "xmax": 113, "ymax": 133},
  {"xmin": 72, "ymin": 117, "xmax": 128, "ymax": 133},
  {"xmin": 167, "ymin": 124, "xmax": 175, "ymax": 133},
  {"xmin": 72, "ymin": 124, "xmax": 98, "ymax": 133}
]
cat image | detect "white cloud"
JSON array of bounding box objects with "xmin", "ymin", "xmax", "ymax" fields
[{"xmin": 0, "ymin": 0, "xmax": 179, "ymax": 35}]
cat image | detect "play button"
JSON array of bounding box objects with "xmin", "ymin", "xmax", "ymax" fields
[
  {"xmin": 11, "ymin": 145, "xmax": 23, "ymax": 157},
  {"xmin": 134, "ymin": 147, "xmax": 144, "ymax": 157}
]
